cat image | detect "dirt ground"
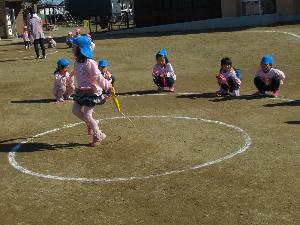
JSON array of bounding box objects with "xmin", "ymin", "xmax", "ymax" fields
[{"xmin": 0, "ymin": 24, "xmax": 299, "ymax": 225}]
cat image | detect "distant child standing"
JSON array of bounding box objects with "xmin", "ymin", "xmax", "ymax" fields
[
  {"xmin": 98, "ymin": 59, "xmax": 116, "ymax": 97},
  {"xmin": 66, "ymin": 31, "xmax": 73, "ymax": 48},
  {"xmin": 216, "ymin": 57, "xmax": 241, "ymax": 97},
  {"xmin": 253, "ymin": 55, "xmax": 285, "ymax": 97},
  {"xmin": 74, "ymin": 28, "xmax": 81, "ymax": 38},
  {"xmin": 71, "ymin": 36, "xmax": 114, "ymax": 147},
  {"xmin": 48, "ymin": 36, "xmax": 56, "ymax": 48},
  {"xmin": 53, "ymin": 58, "xmax": 74, "ymax": 103},
  {"xmin": 152, "ymin": 49, "xmax": 176, "ymax": 92},
  {"xmin": 22, "ymin": 26, "xmax": 31, "ymax": 50},
  {"xmin": 86, "ymin": 34, "xmax": 95, "ymax": 51}
]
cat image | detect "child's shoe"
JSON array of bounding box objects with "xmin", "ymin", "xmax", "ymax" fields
[
  {"xmin": 230, "ymin": 90, "xmax": 240, "ymax": 97},
  {"xmin": 157, "ymin": 87, "xmax": 164, "ymax": 92},
  {"xmin": 216, "ymin": 88, "xmax": 228, "ymax": 97},
  {"xmin": 271, "ymin": 91, "xmax": 279, "ymax": 98},
  {"xmin": 64, "ymin": 96, "xmax": 73, "ymax": 100},
  {"xmin": 252, "ymin": 91, "xmax": 265, "ymax": 96},
  {"xmin": 91, "ymin": 132, "xmax": 106, "ymax": 147},
  {"xmin": 56, "ymin": 98, "xmax": 64, "ymax": 103},
  {"xmin": 169, "ymin": 86, "xmax": 175, "ymax": 92}
]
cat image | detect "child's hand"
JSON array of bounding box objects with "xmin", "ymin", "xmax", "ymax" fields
[
  {"xmin": 107, "ymin": 86, "xmax": 115, "ymax": 95},
  {"xmin": 216, "ymin": 74, "xmax": 226, "ymax": 83}
]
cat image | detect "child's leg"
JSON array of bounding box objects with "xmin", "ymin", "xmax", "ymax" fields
[
  {"xmin": 153, "ymin": 76, "xmax": 164, "ymax": 88},
  {"xmin": 227, "ymin": 77, "xmax": 239, "ymax": 93},
  {"xmin": 64, "ymin": 85, "xmax": 75, "ymax": 99},
  {"xmin": 54, "ymin": 86, "xmax": 66, "ymax": 100},
  {"xmin": 165, "ymin": 77, "xmax": 175, "ymax": 88},
  {"xmin": 270, "ymin": 76, "xmax": 281, "ymax": 92},
  {"xmin": 83, "ymin": 106, "xmax": 101, "ymax": 136},
  {"xmin": 254, "ymin": 77, "xmax": 266, "ymax": 92},
  {"xmin": 72, "ymin": 101, "xmax": 85, "ymax": 120}
]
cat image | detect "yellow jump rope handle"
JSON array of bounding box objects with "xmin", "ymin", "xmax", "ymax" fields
[{"xmin": 111, "ymin": 84, "xmax": 121, "ymax": 112}]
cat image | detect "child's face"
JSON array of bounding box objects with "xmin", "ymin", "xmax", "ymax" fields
[
  {"xmin": 60, "ymin": 66, "xmax": 68, "ymax": 75},
  {"xmin": 99, "ymin": 66, "xmax": 107, "ymax": 73},
  {"xmin": 157, "ymin": 56, "xmax": 166, "ymax": 66},
  {"xmin": 261, "ymin": 63, "xmax": 271, "ymax": 73},
  {"xmin": 222, "ymin": 64, "xmax": 231, "ymax": 72}
]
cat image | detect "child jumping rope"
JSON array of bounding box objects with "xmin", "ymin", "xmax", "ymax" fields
[
  {"xmin": 53, "ymin": 58, "xmax": 74, "ymax": 103},
  {"xmin": 152, "ymin": 49, "xmax": 176, "ymax": 92},
  {"xmin": 71, "ymin": 36, "xmax": 114, "ymax": 147},
  {"xmin": 253, "ymin": 55, "xmax": 285, "ymax": 97},
  {"xmin": 216, "ymin": 57, "xmax": 241, "ymax": 97}
]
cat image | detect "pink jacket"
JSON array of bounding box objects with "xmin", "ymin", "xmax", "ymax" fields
[
  {"xmin": 23, "ymin": 31, "xmax": 30, "ymax": 42},
  {"xmin": 72, "ymin": 59, "xmax": 111, "ymax": 93},
  {"xmin": 53, "ymin": 72, "xmax": 73, "ymax": 89},
  {"xmin": 218, "ymin": 68, "xmax": 241, "ymax": 85},
  {"xmin": 255, "ymin": 68, "xmax": 285, "ymax": 85},
  {"xmin": 152, "ymin": 63, "xmax": 176, "ymax": 80},
  {"xmin": 101, "ymin": 70, "xmax": 112, "ymax": 80}
]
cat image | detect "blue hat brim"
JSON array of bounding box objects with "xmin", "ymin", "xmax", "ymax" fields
[
  {"xmin": 80, "ymin": 46, "xmax": 93, "ymax": 59},
  {"xmin": 99, "ymin": 60, "xmax": 108, "ymax": 67}
]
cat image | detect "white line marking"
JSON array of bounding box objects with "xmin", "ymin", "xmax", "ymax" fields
[
  {"xmin": 119, "ymin": 92, "xmax": 295, "ymax": 102},
  {"xmin": 49, "ymin": 50, "xmax": 59, "ymax": 55},
  {"xmin": 8, "ymin": 116, "xmax": 252, "ymax": 183}
]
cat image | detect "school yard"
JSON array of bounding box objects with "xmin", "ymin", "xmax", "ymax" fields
[{"xmin": 0, "ymin": 24, "xmax": 299, "ymax": 225}]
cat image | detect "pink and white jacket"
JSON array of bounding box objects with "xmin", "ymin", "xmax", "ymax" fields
[
  {"xmin": 152, "ymin": 63, "xmax": 176, "ymax": 80},
  {"xmin": 72, "ymin": 59, "xmax": 111, "ymax": 94},
  {"xmin": 53, "ymin": 72, "xmax": 74, "ymax": 89},
  {"xmin": 255, "ymin": 68, "xmax": 285, "ymax": 85},
  {"xmin": 218, "ymin": 68, "xmax": 241, "ymax": 85},
  {"xmin": 101, "ymin": 70, "xmax": 112, "ymax": 81},
  {"xmin": 23, "ymin": 31, "xmax": 30, "ymax": 42}
]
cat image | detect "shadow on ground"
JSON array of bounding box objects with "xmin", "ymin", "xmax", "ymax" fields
[
  {"xmin": 118, "ymin": 89, "xmax": 161, "ymax": 96},
  {"xmin": 264, "ymin": 100, "xmax": 300, "ymax": 107},
  {"xmin": 177, "ymin": 92, "xmax": 217, "ymax": 99},
  {"xmin": 285, "ymin": 121, "xmax": 300, "ymax": 125},
  {"xmin": 0, "ymin": 138, "xmax": 90, "ymax": 153},
  {"xmin": 11, "ymin": 99, "xmax": 56, "ymax": 104}
]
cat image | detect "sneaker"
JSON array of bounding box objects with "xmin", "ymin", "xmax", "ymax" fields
[
  {"xmin": 271, "ymin": 91, "xmax": 279, "ymax": 98},
  {"xmin": 169, "ymin": 86, "xmax": 175, "ymax": 92},
  {"xmin": 91, "ymin": 132, "xmax": 106, "ymax": 147},
  {"xmin": 252, "ymin": 91, "xmax": 265, "ymax": 96},
  {"xmin": 230, "ymin": 90, "xmax": 240, "ymax": 97},
  {"xmin": 34, "ymin": 56, "xmax": 40, "ymax": 59},
  {"xmin": 41, "ymin": 55, "xmax": 46, "ymax": 59},
  {"xmin": 64, "ymin": 96, "xmax": 73, "ymax": 100},
  {"xmin": 157, "ymin": 87, "xmax": 164, "ymax": 92},
  {"xmin": 216, "ymin": 88, "xmax": 228, "ymax": 97},
  {"xmin": 56, "ymin": 98, "xmax": 64, "ymax": 103}
]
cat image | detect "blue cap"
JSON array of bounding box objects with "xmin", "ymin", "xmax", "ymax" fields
[
  {"xmin": 57, "ymin": 58, "xmax": 70, "ymax": 67},
  {"xmin": 157, "ymin": 49, "xmax": 168, "ymax": 56},
  {"xmin": 261, "ymin": 55, "xmax": 273, "ymax": 65},
  {"xmin": 98, "ymin": 59, "xmax": 109, "ymax": 67},
  {"xmin": 72, "ymin": 36, "xmax": 93, "ymax": 59}
]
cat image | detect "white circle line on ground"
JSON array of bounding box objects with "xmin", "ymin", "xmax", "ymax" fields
[
  {"xmin": 120, "ymin": 92, "xmax": 295, "ymax": 102},
  {"xmin": 8, "ymin": 116, "xmax": 252, "ymax": 183}
]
